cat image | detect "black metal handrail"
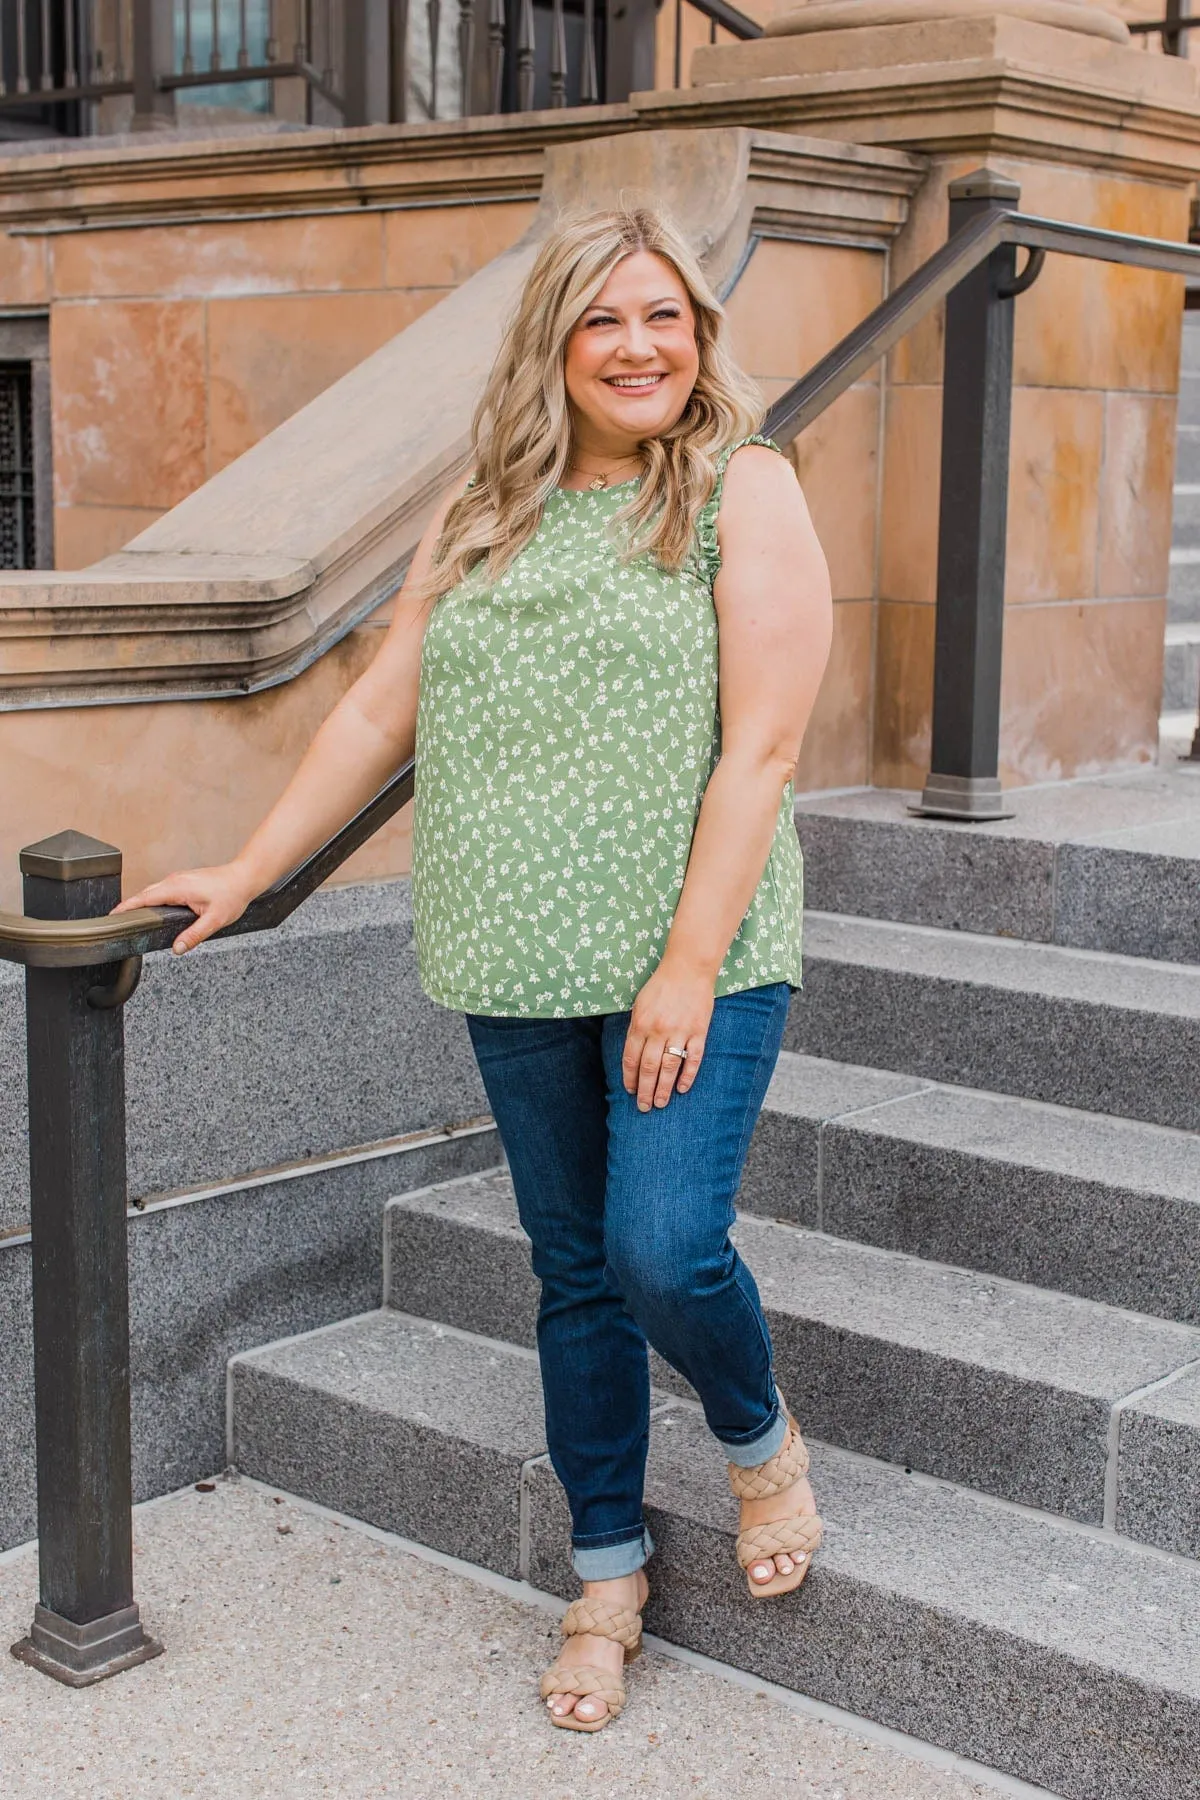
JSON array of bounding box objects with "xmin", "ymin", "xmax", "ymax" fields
[
  {"xmin": 0, "ymin": 759, "xmax": 416, "ymax": 970},
  {"xmin": 5, "ymin": 167, "xmax": 1200, "ymax": 1688},
  {"xmin": 1128, "ymin": 9, "xmax": 1197, "ymax": 54},
  {"xmin": 762, "ymin": 208, "xmax": 1200, "ymax": 447}
]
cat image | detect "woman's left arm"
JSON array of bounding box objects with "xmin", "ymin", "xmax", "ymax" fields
[{"xmin": 622, "ymin": 445, "xmax": 833, "ymax": 1110}]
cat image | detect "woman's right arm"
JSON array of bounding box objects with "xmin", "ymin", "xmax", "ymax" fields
[{"xmin": 113, "ymin": 468, "xmax": 473, "ymax": 954}]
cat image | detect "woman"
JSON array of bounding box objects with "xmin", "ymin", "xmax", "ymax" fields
[{"xmin": 116, "ymin": 204, "xmax": 833, "ymax": 1733}]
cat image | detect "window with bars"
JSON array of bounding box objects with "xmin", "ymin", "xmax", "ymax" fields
[{"xmin": 0, "ymin": 364, "xmax": 37, "ymax": 570}]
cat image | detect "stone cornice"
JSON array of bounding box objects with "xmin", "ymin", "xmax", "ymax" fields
[
  {"xmin": 0, "ymin": 126, "xmax": 924, "ymax": 709},
  {"xmin": 660, "ymin": 14, "xmax": 1200, "ymax": 183}
]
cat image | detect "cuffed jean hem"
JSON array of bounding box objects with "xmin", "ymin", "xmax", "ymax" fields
[
  {"xmin": 571, "ymin": 1526, "xmax": 655, "ymax": 1581},
  {"xmin": 720, "ymin": 1400, "xmax": 789, "ymax": 1468}
]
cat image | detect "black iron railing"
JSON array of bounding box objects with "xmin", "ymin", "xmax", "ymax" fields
[
  {"xmin": 0, "ymin": 0, "xmax": 756, "ymax": 133},
  {"xmin": 3, "ymin": 167, "xmax": 1200, "ymax": 1685},
  {"xmin": 1129, "ymin": 0, "xmax": 1197, "ymax": 56}
]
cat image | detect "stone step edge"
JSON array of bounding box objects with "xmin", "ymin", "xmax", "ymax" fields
[{"xmin": 227, "ymin": 1305, "xmax": 1200, "ymax": 1602}]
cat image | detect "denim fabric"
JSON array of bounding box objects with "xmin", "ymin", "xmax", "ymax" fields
[{"xmin": 465, "ymin": 980, "xmax": 792, "ymax": 1580}]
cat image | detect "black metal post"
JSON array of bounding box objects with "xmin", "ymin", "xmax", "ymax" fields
[
  {"xmin": 604, "ymin": 0, "xmax": 656, "ymax": 102},
  {"xmin": 10, "ymin": 830, "xmax": 160, "ymax": 1688},
  {"xmin": 131, "ymin": 0, "xmax": 176, "ymax": 129},
  {"xmin": 913, "ymin": 168, "xmax": 1021, "ymax": 823},
  {"xmin": 342, "ymin": 0, "xmax": 392, "ymax": 123}
]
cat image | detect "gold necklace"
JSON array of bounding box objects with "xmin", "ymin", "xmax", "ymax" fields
[{"xmin": 567, "ymin": 455, "xmax": 642, "ymax": 491}]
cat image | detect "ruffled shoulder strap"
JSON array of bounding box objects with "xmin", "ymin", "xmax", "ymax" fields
[{"xmin": 694, "ymin": 433, "xmax": 785, "ymax": 588}]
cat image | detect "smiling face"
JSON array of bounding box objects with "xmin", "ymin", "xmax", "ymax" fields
[{"xmin": 562, "ymin": 249, "xmax": 700, "ymax": 463}]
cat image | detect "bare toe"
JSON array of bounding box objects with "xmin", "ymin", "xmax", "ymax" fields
[
  {"xmin": 573, "ymin": 1696, "xmax": 608, "ymax": 1724},
  {"xmin": 776, "ymin": 1553, "xmax": 795, "ymax": 1576},
  {"xmin": 750, "ymin": 1560, "xmax": 774, "ymax": 1583}
]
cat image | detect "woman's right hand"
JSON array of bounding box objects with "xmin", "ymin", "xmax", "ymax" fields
[{"xmin": 111, "ymin": 861, "xmax": 260, "ymax": 956}]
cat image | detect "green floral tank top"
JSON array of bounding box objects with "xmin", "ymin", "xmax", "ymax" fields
[{"xmin": 411, "ymin": 434, "xmax": 805, "ymax": 1017}]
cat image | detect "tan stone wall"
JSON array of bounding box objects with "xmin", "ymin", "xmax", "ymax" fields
[
  {"xmin": 14, "ymin": 201, "xmax": 534, "ymax": 569},
  {"xmin": 723, "ymin": 237, "xmax": 885, "ymax": 792}
]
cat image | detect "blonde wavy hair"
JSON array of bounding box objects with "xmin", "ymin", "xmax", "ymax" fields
[{"xmin": 414, "ymin": 202, "xmax": 767, "ymax": 607}]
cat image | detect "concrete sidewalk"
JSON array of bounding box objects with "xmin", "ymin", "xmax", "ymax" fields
[{"xmin": 0, "ymin": 1475, "xmax": 1035, "ymax": 1800}]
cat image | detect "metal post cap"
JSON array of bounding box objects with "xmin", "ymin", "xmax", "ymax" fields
[
  {"xmin": 948, "ymin": 168, "xmax": 1022, "ymax": 205},
  {"xmin": 19, "ymin": 830, "xmax": 122, "ymax": 882}
]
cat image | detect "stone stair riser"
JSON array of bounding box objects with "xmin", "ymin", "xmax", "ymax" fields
[
  {"xmin": 383, "ymin": 1192, "xmax": 1200, "ymax": 1543},
  {"xmin": 797, "ymin": 817, "xmax": 1200, "ymax": 965},
  {"xmin": 787, "ymin": 955, "xmax": 1200, "ymax": 1132}
]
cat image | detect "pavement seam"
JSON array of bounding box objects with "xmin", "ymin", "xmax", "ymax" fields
[{"xmin": 1104, "ymin": 1353, "xmax": 1200, "ymax": 1530}]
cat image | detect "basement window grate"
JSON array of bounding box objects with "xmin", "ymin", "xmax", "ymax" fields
[{"xmin": 0, "ymin": 362, "xmax": 36, "ymax": 569}]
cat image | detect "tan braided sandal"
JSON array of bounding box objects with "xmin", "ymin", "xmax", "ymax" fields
[
  {"xmin": 539, "ymin": 1593, "xmax": 644, "ymax": 1733},
  {"xmin": 728, "ymin": 1398, "xmax": 824, "ymax": 1599}
]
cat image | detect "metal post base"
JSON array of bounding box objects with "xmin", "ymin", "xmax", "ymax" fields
[
  {"xmin": 11, "ymin": 1602, "xmax": 163, "ymax": 1688},
  {"xmin": 909, "ymin": 773, "xmax": 1015, "ymax": 822}
]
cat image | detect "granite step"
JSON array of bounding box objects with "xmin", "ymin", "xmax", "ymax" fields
[
  {"xmin": 790, "ymin": 912, "xmax": 1200, "ymax": 1129},
  {"xmin": 1178, "ymin": 367, "xmax": 1200, "ymax": 430},
  {"xmin": 795, "ymin": 772, "xmax": 1200, "ymax": 964},
  {"xmin": 1169, "ymin": 482, "xmax": 1200, "ymax": 548},
  {"xmin": 382, "ymin": 1170, "xmax": 1200, "ymax": 1544},
  {"xmin": 228, "ymin": 1308, "xmax": 1200, "ymax": 1800},
  {"xmin": 1164, "ymin": 619, "xmax": 1200, "ymax": 712},
  {"xmin": 741, "ymin": 1051, "xmax": 1200, "ymax": 1329},
  {"xmin": 1172, "ymin": 424, "xmax": 1200, "ymax": 489},
  {"xmin": 1168, "ymin": 543, "xmax": 1200, "ymax": 619}
]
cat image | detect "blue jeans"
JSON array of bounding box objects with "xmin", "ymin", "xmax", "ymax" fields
[{"xmin": 464, "ymin": 980, "xmax": 792, "ymax": 1580}]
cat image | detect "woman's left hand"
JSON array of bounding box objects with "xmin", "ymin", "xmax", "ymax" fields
[{"xmin": 623, "ymin": 958, "xmax": 715, "ymax": 1112}]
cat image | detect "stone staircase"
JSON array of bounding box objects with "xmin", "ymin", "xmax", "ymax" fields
[
  {"xmin": 226, "ymin": 765, "xmax": 1200, "ymax": 1800},
  {"xmin": 1168, "ymin": 311, "xmax": 1200, "ymax": 719}
]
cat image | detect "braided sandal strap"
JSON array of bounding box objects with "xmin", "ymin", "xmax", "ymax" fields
[
  {"xmin": 735, "ymin": 1511, "xmax": 824, "ymax": 1571},
  {"xmin": 728, "ymin": 1415, "xmax": 811, "ymax": 1500},
  {"xmin": 561, "ymin": 1597, "xmax": 642, "ymax": 1651},
  {"xmin": 539, "ymin": 1663, "xmax": 626, "ymax": 1717}
]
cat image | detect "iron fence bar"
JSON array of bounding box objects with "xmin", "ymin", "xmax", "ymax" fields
[
  {"xmin": 266, "ymin": 0, "xmax": 279, "ymax": 60},
  {"xmin": 486, "ymin": 0, "xmax": 504, "ymax": 110},
  {"xmin": 390, "ymin": 0, "xmax": 408, "ymax": 118},
  {"xmin": 132, "ymin": 0, "xmax": 174, "ymax": 128},
  {"xmin": 9, "ymin": 832, "xmax": 162, "ymax": 1689},
  {"xmin": 0, "ymin": 7, "xmax": 6, "ymax": 95},
  {"xmin": 238, "ymin": 0, "xmax": 250, "ymax": 66},
  {"xmin": 580, "ymin": 0, "xmax": 597, "ymax": 102},
  {"xmin": 457, "ymin": 0, "xmax": 473, "ymax": 114},
  {"xmin": 183, "ymin": 0, "xmax": 194, "ymax": 72},
  {"xmin": 39, "ymin": 0, "xmax": 53, "ymax": 89},
  {"xmin": 549, "ymin": 0, "xmax": 566, "ymax": 106},
  {"xmin": 64, "ymin": 0, "xmax": 79, "ymax": 87},
  {"xmin": 428, "ymin": 0, "xmax": 441, "ymax": 116},
  {"xmin": 16, "ymin": 0, "xmax": 30, "ymax": 93},
  {"xmin": 516, "ymin": 0, "xmax": 534, "ymax": 110}
]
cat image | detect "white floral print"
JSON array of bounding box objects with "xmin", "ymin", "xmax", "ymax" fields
[{"xmin": 411, "ymin": 435, "xmax": 805, "ymax": 1016}]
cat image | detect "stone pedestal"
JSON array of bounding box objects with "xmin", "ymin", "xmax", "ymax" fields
[{"xmin": 656, "ymin": 0, "xmax": 1200, "ymax": 787}]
